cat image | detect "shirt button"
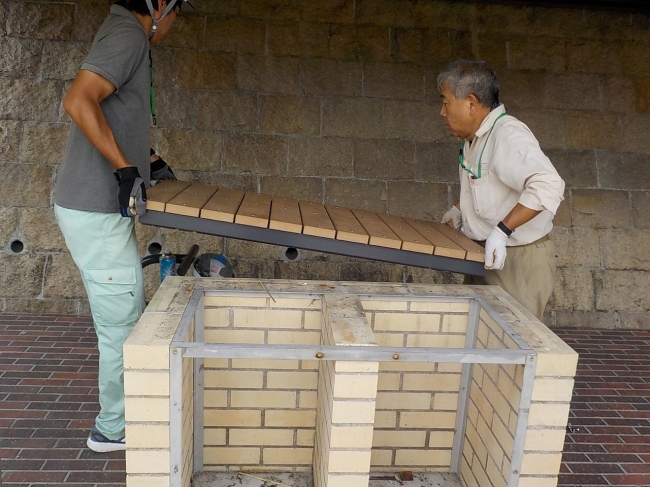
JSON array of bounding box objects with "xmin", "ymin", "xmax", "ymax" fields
[{"xmin": 108, "ymin": 276, "xmax": 113, "ymax": 281}]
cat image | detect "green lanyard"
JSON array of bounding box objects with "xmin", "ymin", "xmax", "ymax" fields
[
  {"xmin": 458, "ymin": 112, "xmax": 506, "ymax": 180},
  {"xmin": 149, "ymin": 50, "xmax": 156, "ymax": 126}
]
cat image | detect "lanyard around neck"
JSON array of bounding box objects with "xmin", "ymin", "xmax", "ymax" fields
[{"xmin": 459, "ymin": 112, "xmax": 506, "ymax": 180}]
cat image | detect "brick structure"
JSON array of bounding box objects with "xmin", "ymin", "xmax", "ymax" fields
[
  {"xmin": 2, "ymin": 0, "xmax": 650, "ymax": 327},
  {"xmin": 123, "ymin": 277, "xmax": 578, "ymax": 487}
]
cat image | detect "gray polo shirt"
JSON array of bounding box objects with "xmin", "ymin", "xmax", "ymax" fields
[{"xmin": 55, "ymin": 5, "xmax": 151, "ymax": 213}]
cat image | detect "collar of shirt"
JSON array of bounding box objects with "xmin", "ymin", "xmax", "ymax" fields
[
  {"xmin": 109, "ymin": 4, "xmax": 146, "ymax": 33},
  {"xmin": 473, "ymin": 103, "xmax": 507, "ymax": 139}
]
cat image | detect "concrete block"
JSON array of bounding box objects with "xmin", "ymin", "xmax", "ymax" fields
[
  {"xmin": 551, "ymin": 227, "xmax": 601, "ymax": 268},
  {"xmin": 149, "ymin": 87, "xmax": 194, "ymax": 129},
  {"xmin": 506, "ymin": 109, "xmax": 565, "ymax": 150},
  {"xmin": 603, "ymin": 76, "xmax": 636, "ymax": 113},
  {"xmin": 329, "ymin": 24, "xmax": 389, "ymax": 62},
  {"xmin": 260, "ymin": 176, "xmax": 324, "ymax": 202},
  {"xmin": 509, "ymin": 35, "xmax": 566, "ymax": 72},
  {"xmin": 157, "ymin": 129, "xmax": 223, "ymax": 171},
  {"xmin": 0, "ymin": 121, "xmax": 20, "ymax": 162},
  {"xmin": 364, "ymin": 63, "xmax": 423, "ymax": 100},
  {"xmin": 1, "ymin": 37, "xmax": 43, "ymax": 78},
  {"xmin": 160, "ymin": 15, "xmax": 203, "ymax": 49},
  {"xmin": 301, "ymin": 0, "xmax": 353, "ymax": 22},
  {"xmin": 194, "ymin": 92, "xmax": 256, "ymax": 132},
  {"xmin": 414, "ymin": 141, "xmax": 461, "ymax": 184},
  {"xmin": 498, "ymin": 71, "xmax": 546, "ymax": 110},
  {"xmin": 223, "ymin": 133, "xmax": 286, "ymax": 175},
  {"xmin": 0, "ymin": 79, "xmax": 62, "ymax": 122},
  {"xmin": 571, "ymin": 189, "xmax": 632, "ymax": 229},
  {"xmin": 384, "ymin": 101, "xmax": 444, "ymax": 142},
  {"xmin": 565, "ymin": 111, "xmax": 623, "ymax": 150},
  {"xmin": 301, "ymin": 58, "xmax": 363, "ymax": 96},
  {"xmin": 204, "ymin": 17, "xmax": 265, "ymax": 54},
  {"xmin": 542, "ymin": 74, "xmax": 602, "ymax": 111},
  {"xmin": 7, "ymin": 2, "xmax": 74, "ymax": 40},
  {"xmin": 0, "ymin": 254, "xmax": 46, "ymax": 299},
  {"xmin": 566, "ymin": 38, "xmax": 623, "ymax": 74},
  {"xmin": 598, "ymin": 151, "xmax": 650, "ymax": 190},
  {"xmin": 268, "ymin": 20, "xmax": 328, "ymax": 57},
  {"xmin": 20, "ymin": 207, "xmax": 67, "ymax": 252},
  {"xmin": 387, "ymin": 181, "xmax": 450, "ymax": 221},
  {"xmin": 323, "ymin": 178, "xmax": 388, "ymax": 213},
  {"xmin": 237, "ymin": 54, "xmax": 301, "ymax": 95},
  {"xmin": 623, "ymin": 113, "xmax": 650, "ymax": 152},
  {"xmin": 260, "ymin": 95, "xmax": 320, "ymax": 135},
  {"xmin": 322, "ymin": 98, "xmax": 383, "ymax": 139},
  {"xmin": 602, "ymin": 229, "xmax": 650, "ymax": 270},
  {"xmin": 546, "ymin": 149, "xmax": 597, "ymax": 189},
  {"xmin": 596, "ymin": 270, "xmax": 650, "ymax": 311},
  {"xmin": 355, "ymin": 139, "xmax": 416, "ymax": 180},
  {"xmin": 175, "ymin": 51, "xmax": 236, "ymax": 90},
  {"xmin": 288, "ymin": 137, "xmax": 353, "ymax": 177},
  {"xmin": 71, "ymin": 3, "xmax": 108, "ymax": 42},
  {"xmin": 476, "ymin": 3, "xmax": 527, "ymax": 34},
  {"xmin": 549, "ymin": 267, "xmax": 595, "ymax": 311}
]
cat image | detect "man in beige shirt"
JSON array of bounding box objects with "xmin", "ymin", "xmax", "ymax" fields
[{"xmin": 438, "ymin": 60, "xmax": 565, "ymax": 320}]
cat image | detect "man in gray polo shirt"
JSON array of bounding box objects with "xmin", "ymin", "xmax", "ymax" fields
[{"xmin": 53, "ymin": 0, "xmax": 183, "ymax": 452}]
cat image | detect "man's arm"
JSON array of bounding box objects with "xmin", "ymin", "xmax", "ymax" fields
[
  {"xmin": 501, "ymin": 203, "xmax": 541, "ymax": 232},
  {"xmin": 63, "ymin": 70, "xmax": 132, "ymax": 170}
]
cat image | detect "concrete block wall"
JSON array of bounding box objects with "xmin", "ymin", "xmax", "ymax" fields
[
  {"xmin": 123, "ymin": 278, "xmax": 577, "ymax": 486},
  {"xmin": 4, "ymin": 0, "xmax": 642, "ymax": 323}
]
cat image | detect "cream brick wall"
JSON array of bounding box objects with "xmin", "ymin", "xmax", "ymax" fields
[{"xmin": 124, "ymin": 279, "xmax": 577, "ymax": 487}]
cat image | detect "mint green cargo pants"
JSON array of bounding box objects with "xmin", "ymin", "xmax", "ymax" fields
[{"xmin": 54, "ymin": 205, "xmax": 146, "ymax": 440}]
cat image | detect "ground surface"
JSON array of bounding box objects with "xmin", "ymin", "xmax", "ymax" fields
[{"xmin": 1, "ymin": 314, "xmax": 649, "ymax": 487}]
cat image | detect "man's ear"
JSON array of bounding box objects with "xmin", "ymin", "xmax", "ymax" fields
[
  {"xmin": 466, "ymin": 93, "xmax": 480, "ymax": 114},
  {"xmin": 156, "ymin": 0, "xmax": 166, "ymax": 12}
]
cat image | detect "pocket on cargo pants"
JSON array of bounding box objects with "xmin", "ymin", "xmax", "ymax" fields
[{"xmin": 83, "ymin": 267, "xmax": 144, "ymax": 326}]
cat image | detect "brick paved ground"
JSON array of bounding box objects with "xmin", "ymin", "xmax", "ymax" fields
[{"xmin": 0, "ymin": 313, "xmax": 649, "ymax": 486}]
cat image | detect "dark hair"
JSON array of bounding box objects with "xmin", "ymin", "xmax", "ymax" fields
[
  {"xmin": 112, "ymin": 0, "xmax": 180, "ymax": 16},
  {"xmin": 437, "ymin": 59, "xmax": 500, "ymax": 109}
]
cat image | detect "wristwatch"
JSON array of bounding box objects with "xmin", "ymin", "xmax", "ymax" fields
[{"xmin": 497, "ymin": 220, "xmax": 514, "ymax": 237}]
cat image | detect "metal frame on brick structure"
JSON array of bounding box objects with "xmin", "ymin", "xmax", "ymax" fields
[{"xmin": 166, "ymin": 285, "xmax": 538, "ymax": 487}]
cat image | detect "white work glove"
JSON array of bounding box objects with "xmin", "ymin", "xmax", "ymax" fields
[
  {"xmin": 484, "ymin": 225, "xmax": 509, "ymax": 270},
  {"xmin": 441, "ymin": 206, "xmax": 462, "ymax": 230}
]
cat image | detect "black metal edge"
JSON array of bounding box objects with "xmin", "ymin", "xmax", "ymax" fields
[{"xmin": 139, "ymin": 210, "xmax": 485, "ymax": 276}]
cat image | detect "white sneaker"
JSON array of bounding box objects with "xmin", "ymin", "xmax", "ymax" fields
[{"xmin": 87, "ymin": 425, "xmax": 126, "ymax": 453}]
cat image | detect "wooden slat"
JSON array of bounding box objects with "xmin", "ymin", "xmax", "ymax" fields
[
  {"xmin": 377, "ymin": 214, "xmax": 434, "ymax": 254},
  {"xmin": 405, "ymin": 218, "xmax": 467, "ymax": 260},
  {"xmin": 166, "ymin": 183, "xmax": 217, "ymax": 217},
  {"xmin": 270, "ymin": 197, "xmax": 303, "ymax": 234},
  {"xmin": 201, "ymin": 188, "xmax": 245, "ymax": 223},
  {"xmin": 350, "ymin": 209, "xmax": 401, "ymax": 249},
  {"xmin": 299, "ymin": 201, "xmax": 336, "ymax": 239},
  {"xmin": 145, "ymin": 180, "xmax": 192, "ymax": 212},
  {"xmin": 235, "ymin": 192, "xmax": 272, "ymax": 228},
  {"xmin": 429, "ymin": 222, "xmax": 486, "ymax": 263},
  {"xmin": 325, "ymin": 205, "xmax": 369, "ymax": 244}
]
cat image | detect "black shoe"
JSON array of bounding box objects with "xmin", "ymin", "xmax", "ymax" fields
[{"xmin": 87, "ymin": 425, "xmax": 126, "ymax": 453}]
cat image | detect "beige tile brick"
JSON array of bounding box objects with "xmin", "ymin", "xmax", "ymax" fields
[
  {"xmin": 229, "ymin": 428, "xmax": 295, "ymax": 446},
  {"xmin": 517, "ymin": 476, "xmax": 561, "ymax": 487},
  {"xmin": 124, "ymin": 344, "xmax": 170, "ymax": 371},
  {"xmin": 360, "ymin": 300, "xmax": 408, "ymax": 311},
  {"xmin": 531, "ymin": 378, "xmax": 575, "ymax": 402},
  {"xmin": 409, "ymin": 301, "xmax": 470, "ymax": 313},
  {"xmin": 269, "ymin": 298, "xmax": 322, "ymax": 309},
  {"xmin": 374, "ymin": 332, "xmax": 406, "ymax": 347},
  {"xmin": 125, "ymin": 476, "xmax": 170, "ymax": 487},
  {"xmin": 204, "ymin": 329, "xmax": 265, "ymax": 344},
  {"xmin": 333, "ymin": 374, "xmax": 378, "ymax": 398},
  {"xmin": 297, "ymin": 429, "xmax": 314, "ymax": 446},
  {"xmin": 267, "ymin": 330, "xmax": 321, "ymax": 345},
  {"xmin": 299, "ymin": 391, "xmax": 318, "ymax": 408},
  {"xmin": 438, "ymin": 363, "xmax": 463, "ymax": 373},
  {"xmin": 328, "ymin": 450, "xmax": 372, "ymax": 473},
  {"xmin": 379, "ymin": 362, "xmax": 436, "ymax": 372},
  {"xmin": 402, "ymin": 373, "xmax": 461, "ymax": 392},
  {"xmin": 302, "ymin": 360, "xmax": 320, "ymax": 370},
  {"xmin": 125, "ymin": 398, "xmax": 169, "ymax": 422},
  {"xmin": 331, "ymin": 400, "xmax": 376, "ymax": 424},
  {"xmin": 231, "ymin": 390, "xmax": 297, "ymax": 409},
  {"xmin": 231, "ymin": 358, "xmax": 300, "ymax": 370},
  {"xmin": 528, "ymin": 403, "xmax": 571, "ymax": 428},
  {"xmin": 441, "ymin": 314, "xmax": 468, "ymax": 333},
  {"xmin": 264, "ymin": 447, "xmax": 313, "ymax": 465},
  {"xmin": 429, "ymin": 430, "xmax": 455, "ymax": 448},
  {"xmin": 335, "ymin": 361, "xmax": 379, "ymax": 373},
  {"xmin": 204, "ymin": 307, "xmax": 230, "ymax": 328},
  {"xmin": 234, "ymin": 308, "xmax": 303, "ymax": 329},
  {"xmin": 520, "ymin": 452, "xmax": 563, "ymax": 475},
  {"xmin": 376, "ymin": 392, "xmax": 432, "ymax": 410},
  {"xmin": 204, "ymin": 390, "xmax": 228, "ymax": 408},
  {"xmin": 267, "ymin": 371, "xmax": 318, "ymax": 390},
  {"xmin": 204, "ymin": 296, "xmax": 267, "ymax": 307},
  {"xmin": 203, "ymin": 447, "xmax": 260, "ymax": 465},
  {"xmin": 433, "ymin": 393, "xmax": 459, "ymax": 411},
  {"xmin": 304, "ymin": 310, "xmax": 323, "ymax": 330},
  {"xmin": 406, "ymin": 333, "xmax": 466, "ymax": 348},
  {"xmin": 204, "ymin": 358, "xmax": 229, "ymax": 369},
  {"xmin": 372, "ymin": 430, "xmax": 427, "ymax": 448},
  {"xmin": 374, "ymin": 313, "xmax": 441, "ymax": 332},
  {"xmin": 330, "ymin": 425, "xmax": 374, "ymax": 448},
  {"xmin": 399, "ymin": 411, "xmax": 456, "ymax": 428},
  {"xmin": 377, "ymin": 373, "xmax": 401, "ymax": 391},
  {"xmin": 204, "ymin": 428, "xmax": 226, "ymax": 446},
  {"xmin": 373, "ymin": 411, "xmax": 397, "ymax": 428},
  {"xmin": 204, "ymin": 370, "xmax": 264, "ymax": 389},
  {"xmin": 124, "ymin": 370, "xmax": 169, "ymax": 397},
  {"xmin": 524, "ymin": 428, "xmax": 568, "ymax": 452},
  {"xmin": 204, "ymin": 409, "xmax": 261, "ymax": 427},
  {"xmin": 394, "ymin": 448, "xmax": 451, "ymax": 466},
  {"xmin": 125, "ymin": 424, "xmax": 170, "ymax": 449},
  {"xmin": 370, "ymin": 449, "xmax": 393, "ymax": 466},
  {"xmin": 126, "ymin": 450, "xmax": 169, "ymax": 474},
  {"xmin": 265, "ymin": 410, "xmax": 316, "ymax": 427}
]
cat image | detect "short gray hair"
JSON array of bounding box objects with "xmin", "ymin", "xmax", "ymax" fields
[{"xmin": 437, "ymin": 60, "xmax": 500, "ymax": 108}]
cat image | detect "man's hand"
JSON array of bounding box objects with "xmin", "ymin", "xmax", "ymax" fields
[
  {"xmin": 115, "ymin": 167, "xmax": 147, "ymax": 217},
  {"xmin": 484, "ymin": 225, "xmax": 508, "ymax": 270},
  {"xmin": 150, "ymin": 149, "xmax": 176, "ymax": 181},
  {"xmin": 441, "ymin": 205, "xmax": 462, "ymax": 230}
]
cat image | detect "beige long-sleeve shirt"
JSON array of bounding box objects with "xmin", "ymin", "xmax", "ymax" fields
[{"xmin": 459, "ymin": 105, "xmax": 565, "ymax": 245}]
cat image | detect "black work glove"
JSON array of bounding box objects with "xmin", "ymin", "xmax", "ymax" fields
[
  {"xmin": 150, "ymin": 150, "xmax": 176, "ymax": 181},
  {"xmin": 114, "ymin": 166, "xmax": 147, "ymax": 217}
]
